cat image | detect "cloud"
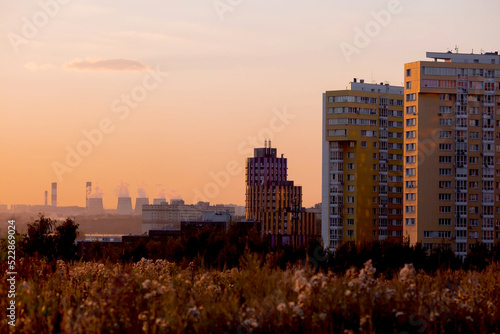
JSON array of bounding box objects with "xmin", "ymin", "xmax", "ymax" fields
[
  {"xmin": 24, "ymin": 62, "xmax": 55, "ymax": 71},
  {"xmin": 64, "ymin": 58, "xmax": 148, "ymax": 72}
]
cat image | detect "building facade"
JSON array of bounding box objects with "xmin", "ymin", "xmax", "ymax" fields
[
  {"xmin": 322, "ymin": 80, "xmax": 405, "ymax": 251},
  {"xmin": 246, "ymin": 144, "xmax": 318, "ymax": 246},
  {"xmin": 142, "ymin": 200, "xmax": 237, "ymax": 234},
  {"xmin": 403, "ymin": 51, "xmax": 500, "ymax": 258}
]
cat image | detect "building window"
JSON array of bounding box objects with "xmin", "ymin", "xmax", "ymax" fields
[
  {"xmin": 405, "ymin": 206, "xmax": 416, "ymax": 213},
  {"xmin": 406, "ymin": 155, "xmax": 416, "ymax": 163},
  {"xmin": 347, "ymin": 174, "xmax": 355, "ymax": 181},
  {"xmin": 439, "ymin": 168, "xmax": 452, "ymax": 176},
  {"xmin": 406, "ymin": 106, "xmax": 416, "ymax": 114},
  {"xmin": 469, "ymin": 120, "xmax": 479, "ymax": 127},
  {"xmin": 406, "ymin": 181, "xmax": 416, "ymax": 188},
  {"xmin": 470, "ymin": 144, "xmax": 479, "ymax": 151},
  {"xmin": 361, "ymin": 141, "xmax": 367, "ymax": 148},
  {"xmin": 406, "ymin": 94, "xmax": 416, "ymax": 102},
  {"xmin": 439, "ymin": 181, "xmax": 452, "ymax": 188},
  {"xmin": 346, "ymin": 163, "xmax": 354, "ymax": 170},
  {"xmin": 439, "ymin": 131, "xmax": 451, "ymax": 138},
  {"xmin": 406, "ymin": 69, "xmax": 411, "ymax": 77},
  {"xmin": 347, "ymin": 219, "xmax": 354, "ymax": 225},
  {"xmin": 406, "ymin": 143, "xmax": 416, "ymax": 151},
  {"xmin": 439, "ymin": 144, "xmax": 452, "ymax": 151},
  {"xmin": 346, "ymin": 230, "xmax": 354, "ymax": 237},
  {"xmin": 406, "ymin": 118, "xmax": 417, "ymax": 126},
  {"xmin": 439, "ymin": 206, "xmax": 451, "ymax": 213},
  {"xmin": 438, "ymin": 218, "xmax": 451, "ymax": 226},
  {"xmin": 438, "ymin": 193, "xmax": 452, "ymax": 201},
  {"xmin": 406, "ymin": 81, "xmax": 411, "ymax": 89},
  {"xmin": 439, "ymin": 119, "xmax": 453, "ymax": 126},
  {"xmin": 406, "ymin": 168, "xmax": 416, "ymax": 176},
  {"xmin": 406, "ymin": 131, "xmax": 416, "ymax": 139},
  {"xmin": 347, "ymin": 185, "xmax": 355, "ymax": 192},
  {"xmin": 347, "ymin": 152, "xmax": 355, "ymax": 159},
  {"xmin": 469, "ymin": 219, "xmax": 479, "ymax": 226},
  {"xmin": 405, "ymin": 218, "xmax": 415, "ymax": 225},
  {"xmin": 439, "ymin": 156, "xmax": 452, "ymax": 163},
  {"xmin": 405, "ymin": 193, "xmax": 416, "ymax": 201}
]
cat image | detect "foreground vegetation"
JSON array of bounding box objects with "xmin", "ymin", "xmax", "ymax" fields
[
  {"xmin": 1, "ymin": 255, "xmax": 499, "ymax": 333},
  {"xmin": 1, "ymin": 215, "xmax": 500, "ymax": 332}
]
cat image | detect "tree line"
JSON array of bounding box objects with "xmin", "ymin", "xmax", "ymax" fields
[{"xmin": 3, "ymin": 215, "xmax": 500, "ymax": 276}]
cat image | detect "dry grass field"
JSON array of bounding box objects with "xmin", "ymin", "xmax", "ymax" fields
[{"xmin": 1, "ymin": 254, "xmax": 499, "ymax": 333}]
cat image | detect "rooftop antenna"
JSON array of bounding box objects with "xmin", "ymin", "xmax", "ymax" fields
[
  {"xmin": 269, "ymin": 140, "xmax": 271, "ymax": 148},
  {"xmin": 455, "ymin": 45, "xmax": 459, "ymax": 53},
  {"xmin": 265, "ymin": 139, "xmax": 267, "ymax": 148}
]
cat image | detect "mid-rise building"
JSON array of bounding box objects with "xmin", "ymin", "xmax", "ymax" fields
[
  {"xmin": 246, "ymin": 143, "xmax": 318, "ymax": 247},
  {"xmin": 403, "ymin": 51, "xmax": 500, "ymax": 258},
  {"xmin": 142, "ymin": 200, "xmax": 237, "ymax": 234},
  {"xmin": 322, "ymin": 80, "xmax": 405, "ymax": 251}
]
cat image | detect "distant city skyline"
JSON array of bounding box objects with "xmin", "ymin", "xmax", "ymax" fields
[{"xmin": 1, "ymin": 0, "xmax": 499, "ymax": 209}]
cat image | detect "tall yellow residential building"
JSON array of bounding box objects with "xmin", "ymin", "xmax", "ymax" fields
[
  {"xmin": 403, "ymin": 51, "xmax": 500, "ymax": 258},
  {"xmin": 322, "ymin": 80, "xmax": 404, "ymax": 251}
]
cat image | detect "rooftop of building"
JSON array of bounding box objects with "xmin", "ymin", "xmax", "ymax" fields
[
  {"xmin": 426, "ymin": 51, "xmax": 500, "ymax": 65},
  {"xmin": 348, "ymin": 79, "xmax": 403, "ymax": 95}
]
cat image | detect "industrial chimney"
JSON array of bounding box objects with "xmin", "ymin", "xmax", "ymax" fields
[
  {"xmin": 44, "ymin": 191, "xmax": 48, "ymax": 206},
  {"xmin": 51, "ymin": 183, "xmax": 57, "ymax": 207},
  {"xmin": 86, "ymin": 182, "xmax": 92, "ymax": 210}
]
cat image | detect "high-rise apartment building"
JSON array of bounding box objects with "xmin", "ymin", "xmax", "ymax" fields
[
  {"xmin": 403, "ymin": 51, "xmax": 500, "ymax": 258},
  {"xmin": 322, "ymin": 80, "xmax": 405, "ymax": 251},
  {"xmin": 246, "ymin": 143, "xmax": 318, "ymax": 246}
]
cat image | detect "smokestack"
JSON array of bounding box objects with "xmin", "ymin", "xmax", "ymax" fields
[
  {"xmin": 117, "ymin": 197, "xmax": 133, "ymax": 215},
  {"xmin": 44, "ymin": 191, "xmax": 48, "ymax": 206},
  {"xmin": 86, "ymin": 182, "xmax": 92, "ymax": 210},
  {"xmin": 87, "ymin": 198, "xmax": 104, "ymax": 214},
  {"xmin": 51, "ymin": 182, "xmax": 57, "ymax": 207},
  {"xmin": 134, "ymin": 198, "xmax": 149, "ymax": 214}
]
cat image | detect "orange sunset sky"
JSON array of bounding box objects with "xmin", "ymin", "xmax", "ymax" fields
[{"xmin": 1, "ymin": 0, "xmax": 499, "ymax": 209}]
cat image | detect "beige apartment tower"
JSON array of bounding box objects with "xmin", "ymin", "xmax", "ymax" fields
[{"xmin": 403, "ymin": 51, "xmax": 500, "ymax": 258}]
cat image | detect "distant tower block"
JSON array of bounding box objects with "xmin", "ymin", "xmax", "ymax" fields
[
  {"xmin": 134, "ymin": 198, "xmax": 149, "ymax": 214},
  {"xmin": 44, "ymin": 191, "xmax": 48, "ymax": 206},
  {"xmin": 153, "ymin": 198, "xmax": 167, "ymax": 205},
  {"xmin": 51, "ymin": 182, "xmax": 57, "ymax": 207},
  {"xmin": 86, "ymin": 182, "xmax": 92, "ymax": 210},
  {"xmin": 87, "ymin": 198, "xmax": 104, "ymax": 214},
  {"xmin": 117, "ymin": 197, "xmax": 133, "ymax": 215}
]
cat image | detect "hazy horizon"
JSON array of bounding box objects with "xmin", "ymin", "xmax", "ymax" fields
[{"xmin": 1, "ymin": 0, "xmax": 499, "ymax": 209}]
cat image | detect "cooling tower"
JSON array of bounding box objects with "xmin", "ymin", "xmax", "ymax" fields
[
  {"xmin": 51, "ymin": 182, "xmax": 57, "ymax": 207},
  {"xmin": 117, "ymin": 197, "xmax": 133, "ymax": 215},
  {"xmin": 87, "ymin": 198, "xmax": 104, "ymax": 214},
  {"xmin": 153, "ymin": 198, "xmax": 167, "ymax": 205},
  {"xmin": 134, "ymin": 198, "xmax": 149, "ymax": 214}
]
